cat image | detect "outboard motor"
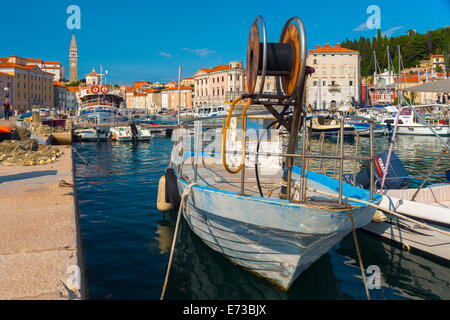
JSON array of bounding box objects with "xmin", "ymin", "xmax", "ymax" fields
[
  {"xmin": 130, "ymin": 123, "xmax": 139, "ymax": 140},
  {"xmin": 344, "ymin": 151, "xmax": 409, "ymax": 190}
]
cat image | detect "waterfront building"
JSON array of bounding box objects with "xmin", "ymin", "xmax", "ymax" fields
[
  {"xmin": 53, "ymin": 81, "xmax": 67, "ymax": 112},
  {"xmin": 86, "ymin": 68, "xmax": 101, "ymax": 85},
  {"xmin": 144, "ymin": 88, "xmax": 162, "ymax": 112},
  {"xmin": 133, "ymin": 93, "xmax": 148, "ymax": 109},
  {"xmin": 0, "ymin": 71, "xmax": 14, "ymax": 108},
  {"xmin": 69, "ymin": 33, "xmax": 78, "ymax": 83},
  {"xmin": 165, "ymin": 81, "xmax": 178, "ymax": 89},
  {"xmin": 181, "ymin": 77, "xmax": 194, "ymax": 87},
  {"xmin": 161, "ymin": 86, "xmax": 193, "ymax": 111},
  {"xmin": 431, "ymin": 54, "xmax": 446, "ymax": 73},
  {"xmin": 0, "ymin": 60, "xmax": 54, "ymax": 112},
  {"xmin": 134, "ymin": 81, "xmax": 153, "ymax": 90},
  {"xmin": 0, "ymin": 56, "xmax": 65, "ymax": 82},
  {"xmin": 66, "ymin": 86, "xmax": 80, "ymax": 114},
  {"xmin": 305, "ymin": 43, "xmax": 361, "ymax": 111},
  {"xmin": 193, "ymin": 61, "xmax": 245, "ymax": 108}
]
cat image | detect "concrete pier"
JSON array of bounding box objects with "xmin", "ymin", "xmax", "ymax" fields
[{"xmin": 0, "ymin": 147, "xmax": 86, "ymax": 299}]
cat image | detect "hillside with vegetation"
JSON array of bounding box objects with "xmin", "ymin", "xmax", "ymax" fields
[{"xmin": 341, "ymin": 26, "xmax": 450, "ymax": 77}]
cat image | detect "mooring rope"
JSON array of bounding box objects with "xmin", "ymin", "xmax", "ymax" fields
[
  {"xmin": 306, "ymin": 187, "xmax": 450, "ymax": 237},
  {"xmin": 348, "ymin": 208, "xmax": 371, "ymax": 300},
  {"xmin": 71, "ymin": 146, "xmax": 113, "ymax": 175},
  {"xmin": 160, "ymin": 182, "xmax": 198, "ymax": 300}
]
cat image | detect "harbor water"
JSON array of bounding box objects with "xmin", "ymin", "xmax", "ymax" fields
[{"xmin": 74, "ymin": 135, "xmax": 450, "ymax": 300}]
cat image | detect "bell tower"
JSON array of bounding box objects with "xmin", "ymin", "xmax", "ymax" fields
[{"xmin": 69, "ymin": 32, "xmax": 78, "ymax": 83}]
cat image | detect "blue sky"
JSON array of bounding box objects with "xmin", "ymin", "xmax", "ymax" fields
[{"xmin": 3, "ymin": 0, "xmax": 449, "ymax": 84}]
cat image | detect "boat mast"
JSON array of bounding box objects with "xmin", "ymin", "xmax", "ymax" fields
[{"xmin": 177, "ymin": 66, "xmax": 182, "ymax": 125}]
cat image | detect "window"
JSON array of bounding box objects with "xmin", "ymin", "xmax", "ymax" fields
[
  {"xmin": 313, "ymin": 59, "xmax": 317, "ymax": 65},
  {"xmin": 222, "ymin": 76, "xmax": 224, "ymax": 82},
  {"xmin": 313, "ymin": 80, "xmax": 318, "ymax": 86},
  {"xmin": 349, "ymin": 80, "xmax": 353, "ymax": 86},
  {"xmin": 322, "ymin": 80, "xmax": 327, "ymax": 86},
  {"xmin": 213, "ymin": 78, "xmax": 215, "ymax": 83}
]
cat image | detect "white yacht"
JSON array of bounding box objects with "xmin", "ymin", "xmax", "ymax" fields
[
  {"xmin": 195, "ymin": 105, "xmax": 229, "ymax": 118},
  {"xmin": 110, "ymin": 126, "xmax": 133, "ymax": 141},
  {"xmin": 378, "ymin": 105, "xmax": 450, "ymax": 136}
]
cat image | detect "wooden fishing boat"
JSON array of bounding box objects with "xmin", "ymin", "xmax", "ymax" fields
[{"xmin": 159, "ymin": 16, "xmax": 382, "ymax": 291}]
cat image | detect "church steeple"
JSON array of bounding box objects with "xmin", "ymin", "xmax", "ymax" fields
[{"xmin": 69, "ymin": 32, "xmax": 78, "ymax": 83}]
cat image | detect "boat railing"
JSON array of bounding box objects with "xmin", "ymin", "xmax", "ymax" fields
[{"xmin": 174, "ymin": 111, "xmax": 377, "ymax": 205}]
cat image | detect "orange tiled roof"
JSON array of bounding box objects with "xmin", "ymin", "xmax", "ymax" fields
[
  {"xmin": 162, "ymin": 86, "xmax": 193, "ymax": 91},
  {"xmin": 66, "ymin": 86, "xmax": 80, "ymax": 92},
  {"xmin": 309, "ymin": 43, "xmax": 358, "ymax": 54},
  {"xmin": 44, "ymin": 61, "xmax": 61, "ymax": 65},
  {"xmin": 134, "ymin": 93, "xmax": 147, "ymax": 96},
  {"xmin": 144, "ymin": 88, "xmax": 160, "ymax": 93},
  {"xmin": 53, "ymin": 81, "xmax": 66, "ymax": 87},
  {"xmin": 26, "ymin": 58, "xmax": 43, "ymax": 63},
  {"xmin": 183, "ymin": 77, "xmax": 194, "ymax": 80},
  {"xmin": 395, "ymin": 75, "xmax": 419, "ymax": 83},
  {"xmin": 0, "ymin": 62, "xmax": 37, "ymax": 70},
  {"xmin": 200, "ymin": 65, "xmax": 230, "ymax": 73},
  {"xmin": 431, "ymin": 54, "xmax": 444, "ymax": 57}
]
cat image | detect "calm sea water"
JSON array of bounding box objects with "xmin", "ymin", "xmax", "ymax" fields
[{"xmin": 74, "ymin": 135, "xmax": 450, "ymax": 300}]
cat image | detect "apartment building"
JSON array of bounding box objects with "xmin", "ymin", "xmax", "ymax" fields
[
  {"xmin": 193, "ymin": 61, "xmax": 245, "ymax": 108},
  {"xmin": 0, "ymin": 56, "xmax": 65, "ymax": 81},
  {"xmin": 305, "ymin": 43, "xmax": 361, "ymax": 110},
  {"xmin": 0, "ymin": 58, "xmax": 54, "ymax": 112},
  {"xmin": 161, "ymin": 86, "xmax": 193, "ymax": 111}
]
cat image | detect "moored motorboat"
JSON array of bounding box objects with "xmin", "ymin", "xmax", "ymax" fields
[
  {"xmin": 110, "ymin": 126, "xmax": 133, "ymax": 141},
  {"xmin": 73, "ymin": 127, "xmax": 111, "ymax": 141}
]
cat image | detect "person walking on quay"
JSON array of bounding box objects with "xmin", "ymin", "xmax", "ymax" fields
[{"xmin": 2, "ymin": 96, "xmax": 12, "ymax": 120}]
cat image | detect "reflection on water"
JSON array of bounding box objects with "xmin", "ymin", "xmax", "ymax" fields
[{"xmin": 74, "ymin": 135, "xmax": 450, "ymax": 300}]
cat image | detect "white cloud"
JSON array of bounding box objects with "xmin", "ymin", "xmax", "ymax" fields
[
  {"xmin": 182, "ymin": 48, "xmax": 215, "ymax": 57},
  {"xmin": 382, "ymin": 26, "xmax": 404, "ymax": 37},
  {"xmin": 353, "ymin": 22, "xmax": 368, "ymax": 31},
  {"xmin": 159, "ymin": 52, "xmax": 172, "ymax": 58}
]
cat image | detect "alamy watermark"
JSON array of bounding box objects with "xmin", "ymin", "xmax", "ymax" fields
[
  {"xmin": 366, "ymin": 265, "xmax": 381, "ymax": 290},
  {"xmin": 66, "ymin": 5, "xmax": 81, "ymax": 30},
  {"xmin": 366, "ymin": 5, "xmax": 381, "ymax": 30}
]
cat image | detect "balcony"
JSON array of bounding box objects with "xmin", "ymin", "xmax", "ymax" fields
[{"xmin": 328, "ymin": 84, "xmax": 340, "ymax": 91}]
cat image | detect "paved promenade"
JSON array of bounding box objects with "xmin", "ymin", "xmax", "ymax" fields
[{"xmin": 0, "ymin": 148, "xmax": 85, "ymax": 299}]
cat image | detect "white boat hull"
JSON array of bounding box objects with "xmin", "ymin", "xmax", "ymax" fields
[
  {"xmin": 394, "ymin": 124, "xmax": 450, "ymax": 136},
  {"xmin": 110, "ymin": 126, "xmax": 133, "ymax": 141},
  {"xmin": 363, "ymin": 184, "xmax": 450, "ymax": 261},
  {"xmin": 178, "ymin": 171, "xmax": 380, "ymax": 290},
  {"xmin": 73, "ymin": 128, "xmax": 110, "ymax": 141}
]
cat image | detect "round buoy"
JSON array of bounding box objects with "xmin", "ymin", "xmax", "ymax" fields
[
  {"xmin": 157, "ymin": 176, "xmax": 173, "ymax": 211},
  {"xmin": 91, "ymin": 85, "xmax": 100, "ymax": 94},
  {"xmin": 101, "ymin": 86, "xmax": 109, "ymax": 94},
  {"xmin": 165, "ymin": 168, "xmax": 181, "ymax": 210}
]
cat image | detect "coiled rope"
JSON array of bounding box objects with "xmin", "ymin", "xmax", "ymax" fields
[{"xmin": 160, "ymin": 182, "xmax": 198, "ymax": 300}]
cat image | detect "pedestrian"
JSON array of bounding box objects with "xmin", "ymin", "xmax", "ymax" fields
[{"xmin": 2, "ymin": 97, "xmax": 12, "ymax": 120}]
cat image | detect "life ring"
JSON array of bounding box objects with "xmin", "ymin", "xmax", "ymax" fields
[
  {"xmin": 101, "ymin": 86, "xmax": 109, "ymax": 94},
  {"xmin": 91, "ymin": 85, "xmax": 100, "ymax": 94},
  {"xmin": 165, "ymin": 168, "xmax": 181, "ymax": 210}
]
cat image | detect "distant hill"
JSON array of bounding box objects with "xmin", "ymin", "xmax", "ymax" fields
[{"xmin": 341, "ymin": 26, "xmax": 450, "ymax": 77}]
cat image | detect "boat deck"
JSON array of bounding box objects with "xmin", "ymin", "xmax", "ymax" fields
[{"xmin": 179, "ymin": 157, "xmax": 353, "ymax": 209}]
